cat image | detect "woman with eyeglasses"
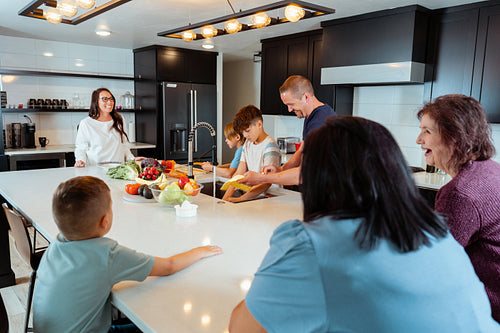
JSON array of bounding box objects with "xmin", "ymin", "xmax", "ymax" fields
[{"xmin": 75, "ymin": 88, "xmax": 140, "ymax": 167}]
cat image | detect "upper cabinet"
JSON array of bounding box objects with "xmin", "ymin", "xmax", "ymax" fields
[
  {"xmin": 429, "ymin": 2, "xmax": 500, "ymax": 123},
  {"xmin": 260, "ymin": 31, "xmax": 333, "ymax": 115},
  {"xmin": 135, "ymin": 45, "xmax": 217, "ymax": 84},
  {"xmin": 472, "ymin": 4, "xmax": 500, "ymax": 123}
]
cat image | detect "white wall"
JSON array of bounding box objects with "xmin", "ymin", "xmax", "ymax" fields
[
  {"xmin": 1, "ymin": 35, "xmax": 134, "ymax": 146},
  {"xmin": 353, "ymin": 85, "xmax": 500, "ymax": 167},
  {"xmin": 222, "ymin": 58, "xmax": 261, "ymax": 162}
]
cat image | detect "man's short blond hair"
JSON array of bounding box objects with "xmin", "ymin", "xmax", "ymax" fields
[
  {"xmin": 279, "ymin": 75, "xmax": 315, "ymax": 99},
  {"xmin": 52, "ymin": 176, "xmax": 111, "ymax": 240}
]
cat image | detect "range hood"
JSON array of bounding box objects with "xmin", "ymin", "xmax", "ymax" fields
[
  {"xmin": 320, "ymin": 5, "xmax": 430, "ymax": 85},
  {"xmin": 321, "ymin": 61, "xmax": 426, "ymax": 85}
]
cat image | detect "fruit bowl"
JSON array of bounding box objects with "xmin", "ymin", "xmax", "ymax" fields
[{"xmin": 149, "ymin": 181, "xmax": 203, "ymax": 207}]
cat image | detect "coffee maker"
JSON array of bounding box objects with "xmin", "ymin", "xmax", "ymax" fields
[{"xmin": 22, "ymin": 115, "xmax": 36, "ymax": 148}]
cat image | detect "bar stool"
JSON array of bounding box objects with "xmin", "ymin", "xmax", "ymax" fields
[{"xmin": 2, "ymin": 203, "xmax": 47, "ymax": 333}]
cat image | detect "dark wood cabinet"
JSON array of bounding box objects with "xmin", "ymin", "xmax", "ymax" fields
[
  {"xmin": 472, "ymin": 4, "xmax": 500, "ymax": 123},
  {"xmin": 429, "ymin": 2, "xmax": 500, "ymax": 123},
  {"xmin": 133, "ymin": 45, "xmax": 217, "ymax": 158},
  {"xmin": 428, "ymin": 8, "xmax": 479, "ymax": 100},
  {"xmin": 261, "ymin": 40, "xmax": 287, "ymax": 115},
  {"xmin": 156, "ymin": 47, "xmax": 216, "ymax": 84},
  {"xmin": 260, "ymin": 31, "xmax": 334, "ymax": 116}
]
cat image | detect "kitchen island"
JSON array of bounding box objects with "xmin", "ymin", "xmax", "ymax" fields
[{"xmin": 0, "ymin": 166, "xmax": 302, "ymax": 332}]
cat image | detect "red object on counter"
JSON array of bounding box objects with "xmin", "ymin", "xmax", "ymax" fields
[{"xmin": 294, "ymin": 142, "xmax": 301, "ymax": 151}]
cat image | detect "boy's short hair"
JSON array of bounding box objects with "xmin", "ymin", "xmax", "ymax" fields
[
  {"xmin": 224, "ymin": 122, "xmax": 245, "ymax": 145},
  {"xmin": 52, "ymin": 176, "xmax": 111, "ymax": 240},
  {"xmin": 233, "ymin": 105, "xmax": 263, "ymax": 134}
]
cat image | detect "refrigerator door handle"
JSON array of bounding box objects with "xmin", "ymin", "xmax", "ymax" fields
[
  {"xmin": 189, "ymin": 89, "xmax": 194, "ymax": 151},
  {"xmin": 194, "ymin": 89, "xmax": 198, "ymax": 152},
  {"xmin": 162, "ymin": 82, "xmax": 168, "ymax": 160}
]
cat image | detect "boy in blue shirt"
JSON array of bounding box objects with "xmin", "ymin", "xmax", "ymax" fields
[
  {"xmin": 201, "ymin": 122, "xmax": 244, "ymax": 178},
  {"xmin": 33, "ymin": 176, "xmax": 222, "ymax": 332}
]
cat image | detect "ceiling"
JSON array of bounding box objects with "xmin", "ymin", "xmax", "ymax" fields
[{"xmin": 0, "ymin": 0, "xmax": 484, "ymax": 62}]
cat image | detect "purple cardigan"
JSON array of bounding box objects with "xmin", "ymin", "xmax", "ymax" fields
[{"xmin": 435, "ymin": 159, "xmax": 500, "ymax": 323}]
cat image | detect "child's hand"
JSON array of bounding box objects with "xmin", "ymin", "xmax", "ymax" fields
[
  {"xmin": 201, "ymin": 161, "xmax": 213, "ymax": 172},
  {"xmin": 194, "ymin": 245, "xmax": 223, "ymax": 258}
]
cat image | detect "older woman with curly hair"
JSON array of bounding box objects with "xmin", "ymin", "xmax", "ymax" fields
[{"xmin": 416, "ymin": 94, "xmax": 500, "ymax": 323}]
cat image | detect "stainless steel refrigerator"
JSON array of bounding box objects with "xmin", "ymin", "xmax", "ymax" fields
[{"xmin": 161, "ymin": 82, "xmax": 217, "ymax": 162}]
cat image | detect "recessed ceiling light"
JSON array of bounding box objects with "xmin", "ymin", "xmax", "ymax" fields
[
  {"xmin": 43, "ymin": 52, "xmax": 54, "ymax": 57},
  {"xmin": 95, "ymin": 29, "xmax": 111, "ymax": 36},
  {"xmin": 75, "ymin": 63, "xmax": 84, "ymax": 67},
  {"xmin": 202, "ymin": 38, "xmax": 215, "ymax": 49}
]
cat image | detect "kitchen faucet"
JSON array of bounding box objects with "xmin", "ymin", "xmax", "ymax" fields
[{"xmin": 188, "ymin": 122, "xmax": 217, "ymax": 179}]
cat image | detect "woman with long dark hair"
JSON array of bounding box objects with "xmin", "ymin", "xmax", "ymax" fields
[
  {"xmin": 75, "ymin": 88, "xmax": 137, "ymax": 167},
  {"xmin": 416, "ymin": 94, "xmax": 500, "ymax": 322},
  {"xmin": 229, "ymin": 116, "xmax": 499, "ymax": 332}
]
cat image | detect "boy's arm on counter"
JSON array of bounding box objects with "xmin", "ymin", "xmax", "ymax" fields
[
  {"xmin": 149, "ymin": 245, "xmax": 223, "ymax": 276},
  {"xmin": 227, "ymin": 183, "xmax": 272, "ymax": 203}
]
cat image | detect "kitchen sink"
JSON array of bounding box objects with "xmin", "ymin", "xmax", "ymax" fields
[{"xmin": 199, "ymin": 180, "xmax": 276, "ymax": 202}]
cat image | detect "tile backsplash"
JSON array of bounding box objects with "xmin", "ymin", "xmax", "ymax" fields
[
  {"xmin": 263, "ymin": 115, "xmax": 304, "ymax": 141},
  {"xmin": 1, "ymin": 35, "xmax": 135, "ymax": 146},
  {"xmin": 353, "ymin": 85, "xmax": 500, "ymax": 167}
]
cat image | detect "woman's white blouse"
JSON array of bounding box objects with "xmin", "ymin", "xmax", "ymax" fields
[{"xmin": 75, "ymin": 117, "xmax": 134, "ymax": 166}]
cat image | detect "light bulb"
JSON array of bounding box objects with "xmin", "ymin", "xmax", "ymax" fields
[
  {"xmin": 225, "ymin": 18, "xmax": 242, "ymax": 34},
  {"xmin": 77, "ymin": 0, "xmax": 95, "ymax": 10},
  {"xmin": 201, "ymin": 25, "xmax": 217, "ymax": 39},
  {"xmin": 44, "ymin": 8, "xmax": 62, "ymax": 24},
  {"xmin": 182, "ymin": 30, "xmax": 196, "ymax": 42},
  {"xmin": 252, "ymin": 12, "xmax": 271, "ymax": 28},
  {"xmin": 285, "ymin": 4, "xmax": 305, "ymax": 22},
  {"xmin": 58, "ymin": 0, "xmax": 78, "ymax": 17}
]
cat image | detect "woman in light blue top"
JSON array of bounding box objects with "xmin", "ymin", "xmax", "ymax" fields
[{"xmin": 229, "ymin": 116, "xmax": 500, "ymax": 333}]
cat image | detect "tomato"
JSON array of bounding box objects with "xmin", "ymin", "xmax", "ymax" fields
[
  {"xmin": 125, "ymin": 183, "xmax": 140, "ymax": 195},
  {"xmin": 164, "ymin": 160, "xmax": 175, "ymax": 172},
  {"xmin": 178, "ymin": 175, "xmax": 190, "ymax": 189}
]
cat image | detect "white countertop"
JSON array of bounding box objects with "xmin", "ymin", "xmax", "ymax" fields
[
  {"xmin": 0, "ymin": 166, "xmax": 302, "ymax": 333},
  {"xmin": 4, "ymin": 142, "xmax": 156, "ymax": 155},
  {"xmin": 413, "ymin": 171, "xmax": 452, "ymax": 190}
]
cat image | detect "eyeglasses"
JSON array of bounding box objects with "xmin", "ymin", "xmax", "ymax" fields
[{"xmin": 100, "ymin": 97, "xmax": 114, "ymax": 102}]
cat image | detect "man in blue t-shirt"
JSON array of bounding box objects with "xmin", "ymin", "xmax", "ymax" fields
[{"xmin": 241, "ymin": 75, "xmax": 335, "ymax": 186}]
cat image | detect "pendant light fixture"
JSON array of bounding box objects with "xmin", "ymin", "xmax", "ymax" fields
[
  {"xmin": 158, "ymin": 1, "xmax": 335, "ymax": 42},
  {"xmin": 19, "ymin": 0, "xmax": 131, "ymax": 25}
]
